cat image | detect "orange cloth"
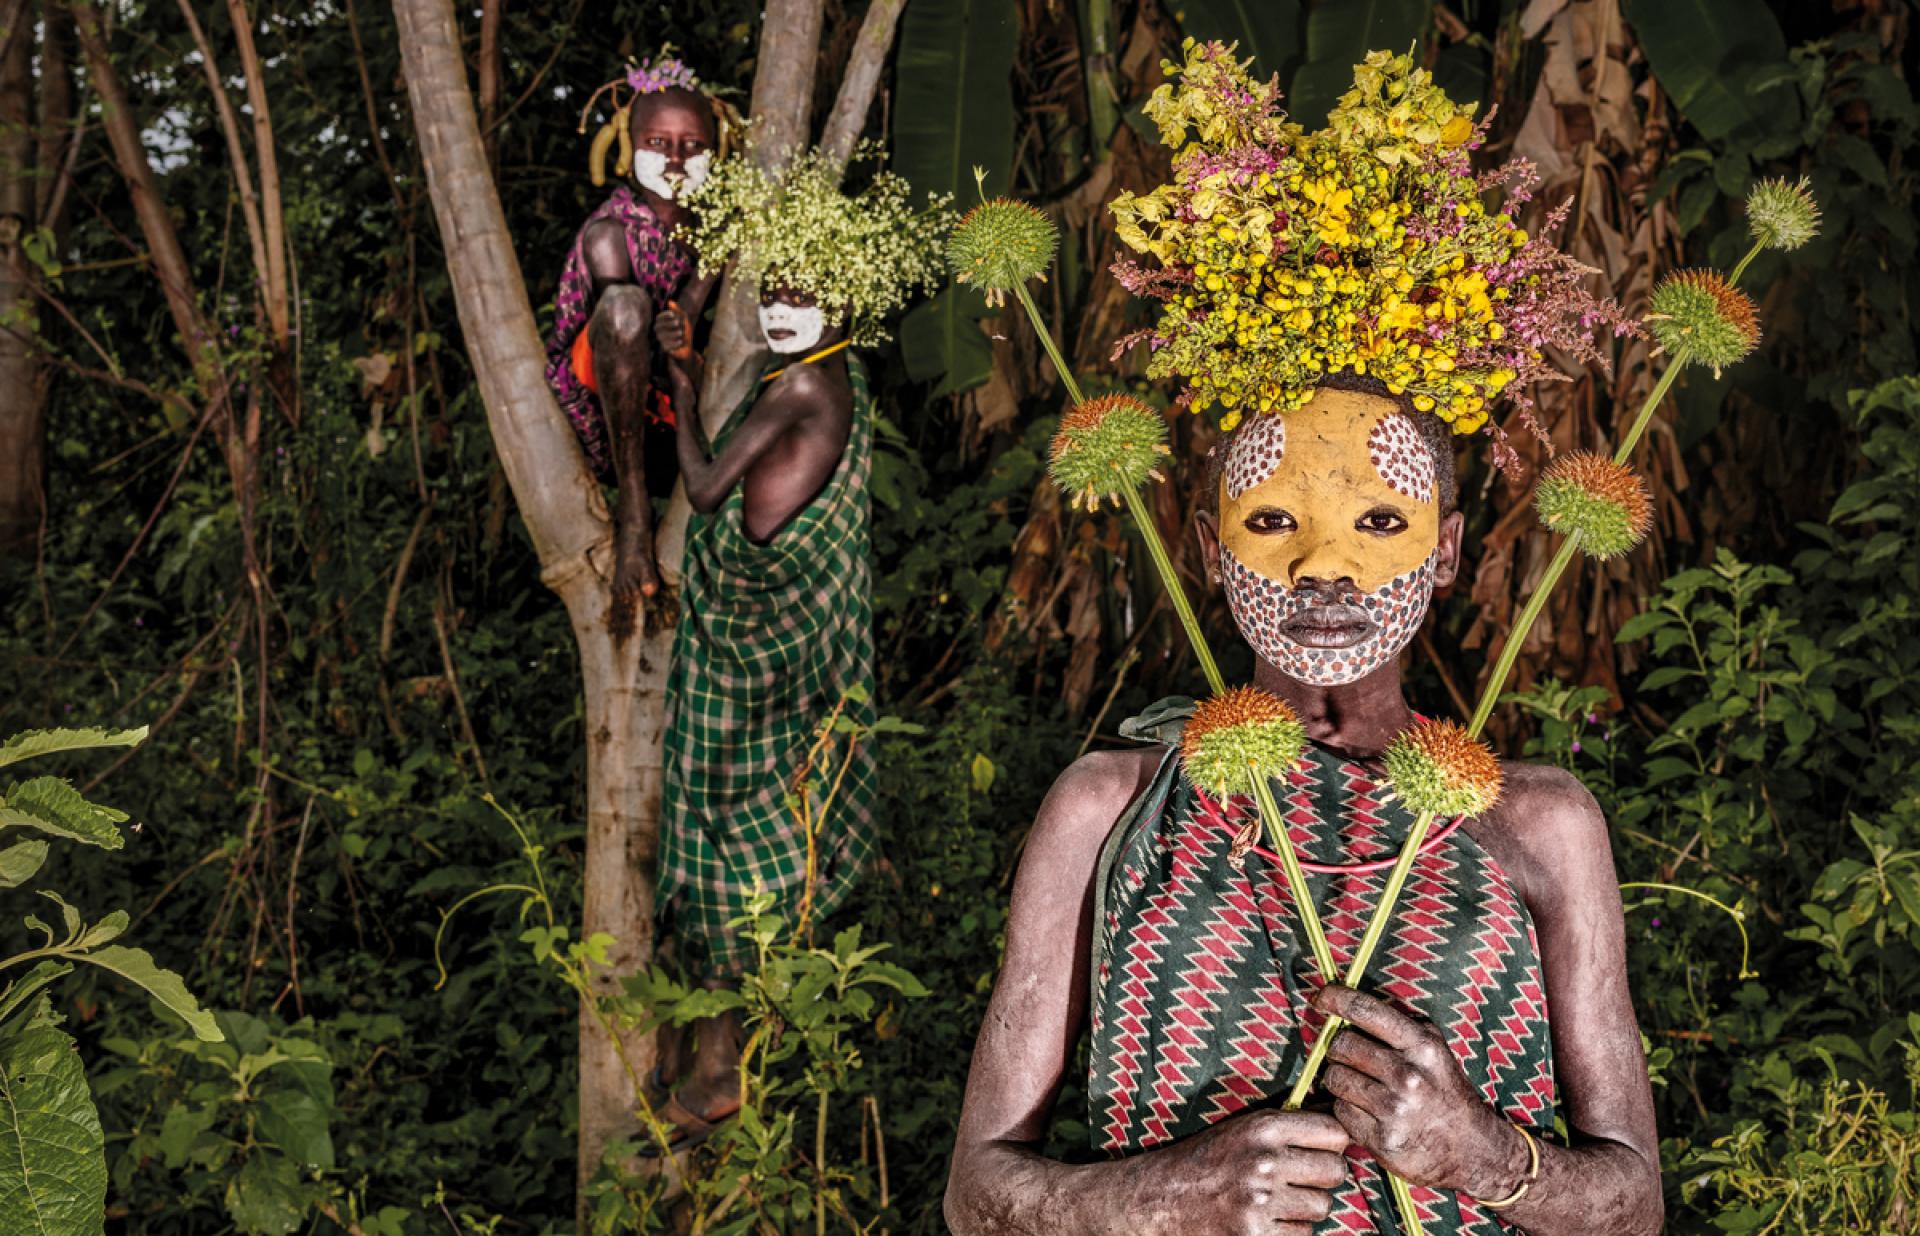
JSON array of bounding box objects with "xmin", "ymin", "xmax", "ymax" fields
[
  {"xmin": 569, "ymin": 328, "xmax": 676, "ymax": 427},
  {"xmin": 570, "ymin": 327, "xmax": 598, "ymax": 394}
]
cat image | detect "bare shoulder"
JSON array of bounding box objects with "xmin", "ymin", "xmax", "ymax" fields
[
  {"xmin": 764, "ymin": 361, "xmax": 851, "ymax": 418},
  {"xmin": 1473, "ymin": 760, "xmax": 1616, "ymax": 908},
  {"xmin": 1023, "ymin": 746, "xmax": 1165, "ymax": 868}
]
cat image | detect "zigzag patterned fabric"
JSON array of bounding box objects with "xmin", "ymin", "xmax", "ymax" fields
[{"xmin": 1089, "ymin": 699, "xmax": 1556, "ymax": 1234}]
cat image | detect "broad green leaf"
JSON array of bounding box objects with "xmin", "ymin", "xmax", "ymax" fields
[
  {"xmin": 256, "ymin": 1089, "xmax": 334, "ymax": 1169},
  {"xmin": 1288, "ymin": 0, "xmax": 1431, "ymax": 128},
  {"xmin": 0, "ymin": 777, "xmax": 126, "ymax": 850},
  {"xmin": 0, "ymin": 963, "xmax": 73, "ymax": 1033},
  {"xmin": 892, "ymin": 0, "xmax": 1017, "ymax": 207},
  {"xmin": 970, "ymin": 752, "xmax": 997, "ymax": 794},
  {"xmin": 0, "ymin": 840, "xmax": 47, "ymax": 889},
  {"xmin": 0, "ymin": 1023, "xmax": 106, "ymax": 1236},
  {"xmin": 1622, "ymin": 0, "xmax": 1793, "ymax": 142},
  {"xmin": 76, "ymin": 910, "xmax": 128, "ymax": 951},
  {"xmin": 1888, "ymin": 866, "xmax": 1920, "ymax": 930},
  {"xmin": 0, "ymin": 727, "xmax": 146, "ymax": 770},
  {"xmin": 891, "ymin": 0, "xmax": 1017, "ymax": 397},
  {"xmin": 899, "ymin": 291, "xmax": 993, "ymax": 397},
  {"xmin": 156, "ymin": 1101, "xmax": 220, "ymax": 1170},
  {"xmin": 75, "ymin": 946, "xmax": 221, "ymax": 1042},
  {"xmin": 1615, "ymin": 610, "xmax": 1673, "ymax": 644},
  {"xmin": 1171, "ymin": 0, "xmax": 1304, "ymax": 85},
  {"xmin": 224, "ymin": 1152, "xmax": 306, "ymax": 1235}
]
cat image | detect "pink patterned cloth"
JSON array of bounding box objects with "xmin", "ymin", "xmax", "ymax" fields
[{"xmin": 543, "ymin": 187, "xmax": 693, "ymax": 479}]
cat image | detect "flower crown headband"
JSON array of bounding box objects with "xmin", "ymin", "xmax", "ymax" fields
[
  {"xmin": 1109, "ymin": 41, "xmax": 1636, "ymax": 446},
  {"xmin": 677, "ymin": 142, "xmax": 954, "ymax": 347},
  {"xmin": 576, "ymin": 48, "xmax": 745, "ymax": 187}
]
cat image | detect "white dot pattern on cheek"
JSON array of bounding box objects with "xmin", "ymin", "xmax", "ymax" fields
[
  {"xmin": 1224, "ymin": 413, "xmax": 1287, "ymax": 500},
  {"xmin": 1220, "ymin": 546, "xmax": 1439, "ymax": 686},
  {"xmin": 1368, "ymin": 413, "xmax": 1435, "ymax": 503}
]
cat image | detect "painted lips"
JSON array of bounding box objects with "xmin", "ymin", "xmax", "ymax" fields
[{"xmin": 1278, "ymin": 603, "xmax": 1375, "ymax": 649}]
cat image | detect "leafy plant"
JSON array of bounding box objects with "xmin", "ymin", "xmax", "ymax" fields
[
  {"xmin": 101, "ymin": 1012, "xmax": 343, "ymax": 1235},
  {"xmin": 0, "ymin": 727, "xmax": 220, "ymax": 1235}
]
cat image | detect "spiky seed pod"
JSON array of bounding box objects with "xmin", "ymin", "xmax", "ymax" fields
[
  {"xmin": 1534, "ymin": 452, "xmax": 1653, "ymax": 559},
  {"xmin": 948, "ymin": 197, "xmax": 1058, "ymax": 308},
  {"xmin": 1181, "ymin": 687, "xmax": 1309, "ymax": 798},
  {"xmin": 1746, "ymin": 176, "xmax": 1821, "ymax": 252},
  {"xmin": 1382, "ymin": 720, "xmax": 1503, "ymax": 818},
  {"xmin": 1646, "ymin": 270, "xmax": 1761, "ymax": 377},
  {"xmin": 1048, "ymin": 395, "xmax": 1172, "ymax": 509}
]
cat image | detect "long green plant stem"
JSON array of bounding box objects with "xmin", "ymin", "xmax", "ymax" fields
[
  {"xmin": 1249, "ymin": 772, "xmax": 1338, "ymax": 980},
  {"xmin": 1014, "ymin": 280, "xmax": 1227, "ymax": 698}
]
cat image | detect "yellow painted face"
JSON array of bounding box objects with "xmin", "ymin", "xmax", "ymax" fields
[
  {"xmin": 1216, "ymin": 387, "xmax": 1443, "ymax": 684},
  {"xmin": 1220, "ymin": 387, "xmax": 1439, "ymax": 591}
]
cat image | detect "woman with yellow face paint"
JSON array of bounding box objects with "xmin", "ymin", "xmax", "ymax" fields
[{"xmin": 945, "ymin": 46, "xmax": 1661, "ymax": 1236}]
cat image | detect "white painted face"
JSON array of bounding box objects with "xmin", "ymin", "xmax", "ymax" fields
[
  {"xmin": 632, "ymin": 149, "xmax": 712, "ymax": 200},
  {"xmin": 1217, "ymin": 387, "xmax": 1443, "ymax": 686},
  {"xmin": 758, "ymin": 302, "xmax": 826, "ymax": 354}
]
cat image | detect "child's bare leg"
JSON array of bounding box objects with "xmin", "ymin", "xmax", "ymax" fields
[{"xmin": 588, "ymin": 284, "xmax": 659, "ymax": 630}]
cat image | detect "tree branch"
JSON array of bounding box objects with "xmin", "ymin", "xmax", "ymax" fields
[
  {"xmin": 389, "ymin": 0, "xmax": 606, "ymax": 577},
  {"xmin": 68, "ymin": 0, "xmax": 218, "ymax": 383},
  {"xmin": 819, "ymin": 0, "xmax": 907, "ymax": 170},
  {"xmin": 222, "ymin": 0, "xmax": 291, "ymax": 345}
]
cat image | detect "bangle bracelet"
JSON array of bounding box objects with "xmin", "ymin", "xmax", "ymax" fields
[{"xmin": 1476, "ymin": 1123, "xmax": 1540, "ymax": 1210}]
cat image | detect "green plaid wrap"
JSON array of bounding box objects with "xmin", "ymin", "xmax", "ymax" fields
[{"xmin": 658, "ymin": 355, "xmax": 878, "ymax": 977}]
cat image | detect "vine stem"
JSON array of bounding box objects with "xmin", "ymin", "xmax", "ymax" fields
[
  {"xmin": 1620, "ymin": 881, "xmax": 1755, "ymax": 978},
  {"xmin": 1284, "ymin": 805, "xmax": 1438, "ymax": 1109}
]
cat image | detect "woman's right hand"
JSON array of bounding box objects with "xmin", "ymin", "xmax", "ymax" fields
[{"xmin": 1143, "ymin": 1109, "xmax": 1350, "ymax": 1235}]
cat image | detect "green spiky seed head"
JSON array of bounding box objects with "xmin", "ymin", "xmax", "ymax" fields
[
  {"xmin": 1646, "ymin": 270, "xmax": 1761, "ymax": 377},
  {"xmin": 1534, "ymin": 452, "xmax": 1652, "ymax": 559},
  {"xmin": 1746, "ymin": 176, "xmax": 1821, "ymax": 252},
  {"xmin": 1181, "ymin": 687, "xmax": 1309, "ymax": 797},
  {"xmin": 1383, "ymin": 720, "xmax": 1502, "ymax": 818},
  {"xmin": 947, "ymin": 170, "xmax": 1058, "ymax": 307},
  {"xmin": 1048, "ymin": 395, "xmax": 1171, "ymax": 509}
]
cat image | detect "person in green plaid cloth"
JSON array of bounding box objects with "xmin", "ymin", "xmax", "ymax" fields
[{"xmin": 645, "ymin": 144, "xmax": 949, "ymax": 1149}]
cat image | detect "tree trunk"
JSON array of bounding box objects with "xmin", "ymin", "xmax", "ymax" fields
[
  {"xmin": 388, "ymin": 0, "xmax": 670, "ymax": 1206},
  {"xmin": 395, "ymin": 0, "xmax": 905, "ymax": 1210},
  {"xmin": 0, "ymin": 10, "xmax": 39, "ymax": 555}
]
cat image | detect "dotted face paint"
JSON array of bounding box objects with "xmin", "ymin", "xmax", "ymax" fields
[
  {"xmin": 1221, "ymin": 545, "xmax": 1439, "ymax": 685},
  {"xmin": 1217, "ymin": 388, "xmax": 1443, "ymax": 685}
]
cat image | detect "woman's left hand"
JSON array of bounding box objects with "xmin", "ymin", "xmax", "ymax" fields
[{"xmin": 1311, "ymin": 985, "xmax": 1527, "ymax": 1198}]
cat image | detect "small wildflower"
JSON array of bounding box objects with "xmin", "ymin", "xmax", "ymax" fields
[
  {"xmin": 625, "ymin": 53, "xmax": 700, "ymax": 96},
  {"xmin": 1180, "ymin": 686, "xmax": 1308, "ymax": 797},
  {"xmin": 1382, "ymin": 719, "xmax": 1503, "ymax": 818},
  {"xmin": 948, "ymin": 168, "xmax": 1059, "ymax": 308},
  {"xmin": 1048, "ymin": 395, "xmax": 1172, "ymax": 509},
  {"xmin": 1533, "ymin": 452, "xmax": 1653, "ymax": 558},
  {"xmin": 1646, "ymin": 270, "xmax": 1760, "ymax": 377},
  {"xmin": 1745, "ymin": 176, "xmax": 1821, "ymax": 252}
]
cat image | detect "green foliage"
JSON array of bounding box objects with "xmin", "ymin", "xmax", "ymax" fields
[
  {"xmin": 892, "ymin": 0, "xmax": 1019, "ymax": 396},
  {"xmin": 1289, "ymin": 0, "xmax": 1432, "ymax": 128},
  {"xmin": 102, "ymin": 1012, "xmax": 341, "ymax": 1235},
  {"xmin": 0, "ymin": 729, "xmax": 218, "ymax": 1235},
  {"xmin": 1505, "ymin": 370, "xmax": 1920, "ymax": 1231},
  {"xmin": 0, "ymin": 1022, "xmax": 107, "ymax": 1236}
]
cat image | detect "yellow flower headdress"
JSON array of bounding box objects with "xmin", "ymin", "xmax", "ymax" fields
[{"xmin": 1110, "ymin": 42, "xmax": 1634, "ymax": 438}]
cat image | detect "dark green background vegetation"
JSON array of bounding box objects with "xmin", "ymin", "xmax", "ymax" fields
[{"xmin": 2, "ymin": 0, "xmax": 1917, "ymax": 1231}]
